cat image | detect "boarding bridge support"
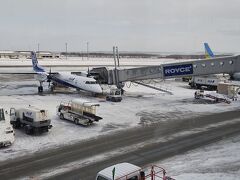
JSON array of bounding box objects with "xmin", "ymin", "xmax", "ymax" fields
[{"xmin": 90, "ymin": 55, "xmax": 240, "ymax": 86}]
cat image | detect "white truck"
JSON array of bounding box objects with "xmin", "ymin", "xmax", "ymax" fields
[
  {"xmin": 57, "ymin": 98, "xmax": 102, "ymax": 126},
  {"xmin": 96, "ymin": 163, "xmax": 141, "ymax": 180},
  {"xmin": 0, "ymin": 107, "xmax": 15, "ymax": 147},
  {"xmin": 96, "ymin": 162, "xmax": 173, "ymax": 180},
  {"xmin": 106, "ymin": 88, "xmax": 122, "ymax": 102},
  {"xmin": 189, "ymin": 75, "xmax": 227, "ymax": 90},
  {"xmin": 10, "ymin": 106, "xmax": 52, "ymax": 135}
]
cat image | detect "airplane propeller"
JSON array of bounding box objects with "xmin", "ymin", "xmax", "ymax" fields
[
  {"xmin": 47, "ymin": 68, "xmax": 52, "ymax": 88},
  {"xmin": 87, "ymin": 66, "xmax": 90, "ymax": 77}
]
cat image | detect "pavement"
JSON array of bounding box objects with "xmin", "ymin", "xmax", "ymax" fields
[{"xmin": 0, "ymin": 110, "xmax": 240, "ymax": 179}]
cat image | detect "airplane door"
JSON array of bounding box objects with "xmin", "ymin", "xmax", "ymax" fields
[{"xmin": 10, "ymin": 108, "xmax": 16, "ymax": 122}]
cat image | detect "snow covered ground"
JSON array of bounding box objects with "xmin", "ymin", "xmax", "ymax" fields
[
  {"xmin": 0, "ymin": 58, "xmax": 240, "ymax": 179},
  {"xmin": 159, "ymin": 135, "xmax": 240, "ymax": 180},
  {"xmin": 0, "ymin": 78, "xmax": 240, "ymax": 163}
]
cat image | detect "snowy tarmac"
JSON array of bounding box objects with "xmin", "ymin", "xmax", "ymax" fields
[
  {"xmin": 0, "ymin": 60, "xmax": 240, "ymax": 179},
  {"xmin": 0, "ymin": 76, "xmax": 239, "ymax": 162}
]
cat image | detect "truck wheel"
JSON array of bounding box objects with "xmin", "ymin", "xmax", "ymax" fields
[
  {"xmin": 74, "ymin": 119, "xmax": 78, "ymax": 125},
  {"xmin": 24, "ymin": 125, "xmax": 32, "ymax": 135},
  {"xmin": 60, "ymin": 113, "xmax": 64, "ymax": 120},
  {"xmin": 13, "ymin": 120, "xmax": 20, "ymax": 129},
  {"xmin": 12, "ymin": 122, "xmax": 17, "ymax": 129}
]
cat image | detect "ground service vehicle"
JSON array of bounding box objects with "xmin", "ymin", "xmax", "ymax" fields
[
  {"xmin": 57, "ymin": 98, "xmax": 102, "ymax": 126},
  {"xmin": 10, "ymin": 106, "xmax": 52, "ymax": 135},
  {"xmin": 189, "ymin": 75, "xmax": 227, "ymax": 90},
  {"xmin": 106, "ymin": 88, "xmax": 122, "ymax": 102},
  {"xmin": 96, "ymin": 162, "xmax": 174, "ymax": 180},
  {"xmin": 0, "ymin": 108, "xmax": 15, "ymax": 147}
]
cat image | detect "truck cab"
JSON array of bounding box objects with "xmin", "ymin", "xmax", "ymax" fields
[
  {"xmin": 96, "ymin": 163, "xmax": 141, "ymax": 180},
  {"xmin": 0, "ymin": 107, "xmax": 15, "ymax": 147},
  {"xmin": 106, "ymin": 88, "xmax": 122, "ymax": 102}
]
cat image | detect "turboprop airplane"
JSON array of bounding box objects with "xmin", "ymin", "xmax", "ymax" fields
[
  {"xmin": 31, "ymin": 52, "xmax": 102, "ymax": 94},
  {"xmin": 204, "ymin": 43, "xmax": 240, "ymax": 80}
]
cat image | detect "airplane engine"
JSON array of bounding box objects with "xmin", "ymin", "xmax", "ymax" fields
[{"xmin": 34, "ymin": 74, "xmax": 48, "ymax": 82}]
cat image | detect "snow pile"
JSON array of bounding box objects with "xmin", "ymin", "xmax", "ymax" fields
[{"xmin": 159, "ymin": 135, "xmax": 240, "ymax": 180}]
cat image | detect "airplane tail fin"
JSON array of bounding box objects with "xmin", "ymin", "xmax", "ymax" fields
[
  {"xmin": 204, "ymin": 43, "xmax": 214, "ymax": 58},
  {"xmin": 31, "ymin": 52, "xmax": 46, "ymax": 73}
]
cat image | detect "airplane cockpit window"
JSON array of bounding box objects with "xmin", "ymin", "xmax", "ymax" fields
[{"xmin": 85, "ymin": 81, "xmax": 97, "ymax": 84}]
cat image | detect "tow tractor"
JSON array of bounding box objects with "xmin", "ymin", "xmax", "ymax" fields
[
  {"xmin": 57, "ymin": 98, "xmax": 102, "ymax": 126},
  {"xmin": 106, "ymin": 88, "xmax": 122, "ymax": 102}
]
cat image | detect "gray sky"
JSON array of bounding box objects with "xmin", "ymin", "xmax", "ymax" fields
[{"xmin": 1, "ymin": 0, "xmax": 240, "ymax": 53}]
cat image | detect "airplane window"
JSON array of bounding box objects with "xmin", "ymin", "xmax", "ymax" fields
[
  {"xmin": 220, "ymin": 62, "xmax": 224, "ymax": 66},
  {"xmin": 193, "ymin": 64, "xmax": 197, "ymax": 68},
  {"xmin": 211, "ymin": 62, "xmax": 214, "ymax": 66},
  {"xmin": 229, "ymin": 60, "xmax": 233, "ymax": 65}
]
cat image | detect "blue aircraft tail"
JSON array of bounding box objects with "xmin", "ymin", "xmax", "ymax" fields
[
  {"xmin": 204, "ymin": 43, "xmax": 214, "ymax": 58},
  {"xmin": 31, "ymin": 52, "xmax": 46, "ymax": 73}
]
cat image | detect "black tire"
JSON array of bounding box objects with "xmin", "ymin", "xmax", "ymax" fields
[
  {"xmin": 60, "ymin": 113, "xmax": 64, "ymax": 120},
  {"xmin": 12, "ymin": 120, "xmax": 20, "ymax": 129},
  {"xmin": 74, "ymin": 119, "xmax": 78, "ymax": 125},
  {"xmin": 38, "ymin": 86, "xmax": 43, "ymax": 93},
  {"xmin": 24, "ymin": 125, "xmax": 32, "ymax": 135},
  {"xmin": 12, "ymin": 122, "xmax": 17, "ymax": 129}
]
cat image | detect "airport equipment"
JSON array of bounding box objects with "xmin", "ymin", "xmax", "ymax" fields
[
  {"xmin": 90, "ymin": 55, "xmax": 240, "ymax": 90},
  {"xmin": 194, "ymin": 90, "xmax": 231, "ymax": 104},
  {"xmin": 217, "ymin": 81, "xmax": 240, "ymax": 99},
  {"xmin": 10, "ymin": 106, "xmax": 52, "ymax": 135},
  {"xmin": 96, "ymin": 162, "xmax": 174, "ymax": 180},
  {"xmin": 56, "ymin": 98, "xmax": 102, "ymax": 126},
  {"xmin": 0, "ymin": 108, "xmax": 15, "ymax": 147},
  {"xmin": 106, "ymin": 88, "xmax": 122, "ymax": 102},
  {"xmin": 189, "ymin": 75, "xmax": 228, "ymax": 90}
]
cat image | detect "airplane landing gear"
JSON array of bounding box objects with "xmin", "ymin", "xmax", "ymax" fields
[{"xmin": 38, "ymin": 82, "xmax": 43, "ymax": 93}]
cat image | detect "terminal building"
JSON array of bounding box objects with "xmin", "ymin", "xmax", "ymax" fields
[{"xmin": 0, "ymin": 51, "xmax": 60, "ymax": 59}]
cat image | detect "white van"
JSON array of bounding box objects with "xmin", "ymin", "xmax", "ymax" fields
[
  {"xmin": 0, "ymin": 108, "xmax": 15, "ymax": 147},
  {"xmin": 96, "ymin": 163, "xmax": 141, "ymax": 180}
]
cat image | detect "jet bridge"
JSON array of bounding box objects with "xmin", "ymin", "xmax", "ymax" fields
[{"xmin": 90, "ymin": 55, "xmax": 240, "ymax": 88}]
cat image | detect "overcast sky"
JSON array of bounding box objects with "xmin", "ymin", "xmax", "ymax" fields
[{"xmin": 1, "ymin": 0, "xmax": 240, "ymax": 53}]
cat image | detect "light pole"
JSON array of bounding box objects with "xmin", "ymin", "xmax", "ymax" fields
[
  {"xmin": 65, "ymin": 42, "xmax": 68, "ymax": 60},
  {"xmin": 87, "ymin": 42, "xmax": 89, "ymax": 60}
]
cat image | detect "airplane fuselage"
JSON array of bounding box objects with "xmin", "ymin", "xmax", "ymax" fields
[{"xmin": 51, "ymin": 72, "xmax": 102, "ymax": 94}]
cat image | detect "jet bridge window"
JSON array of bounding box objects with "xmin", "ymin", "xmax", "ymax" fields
[
  {"xmin": 0, "ymin": 108, "xmax": 5, "ymax": 121},
  {"xmin": 85, "ymin": 81, "xmax": 97, "ymax": 84}
]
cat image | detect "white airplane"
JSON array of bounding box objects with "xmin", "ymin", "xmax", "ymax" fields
[{"xmin": 31, "ymin": 52, "xmax": 102, "ymax": 94}]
